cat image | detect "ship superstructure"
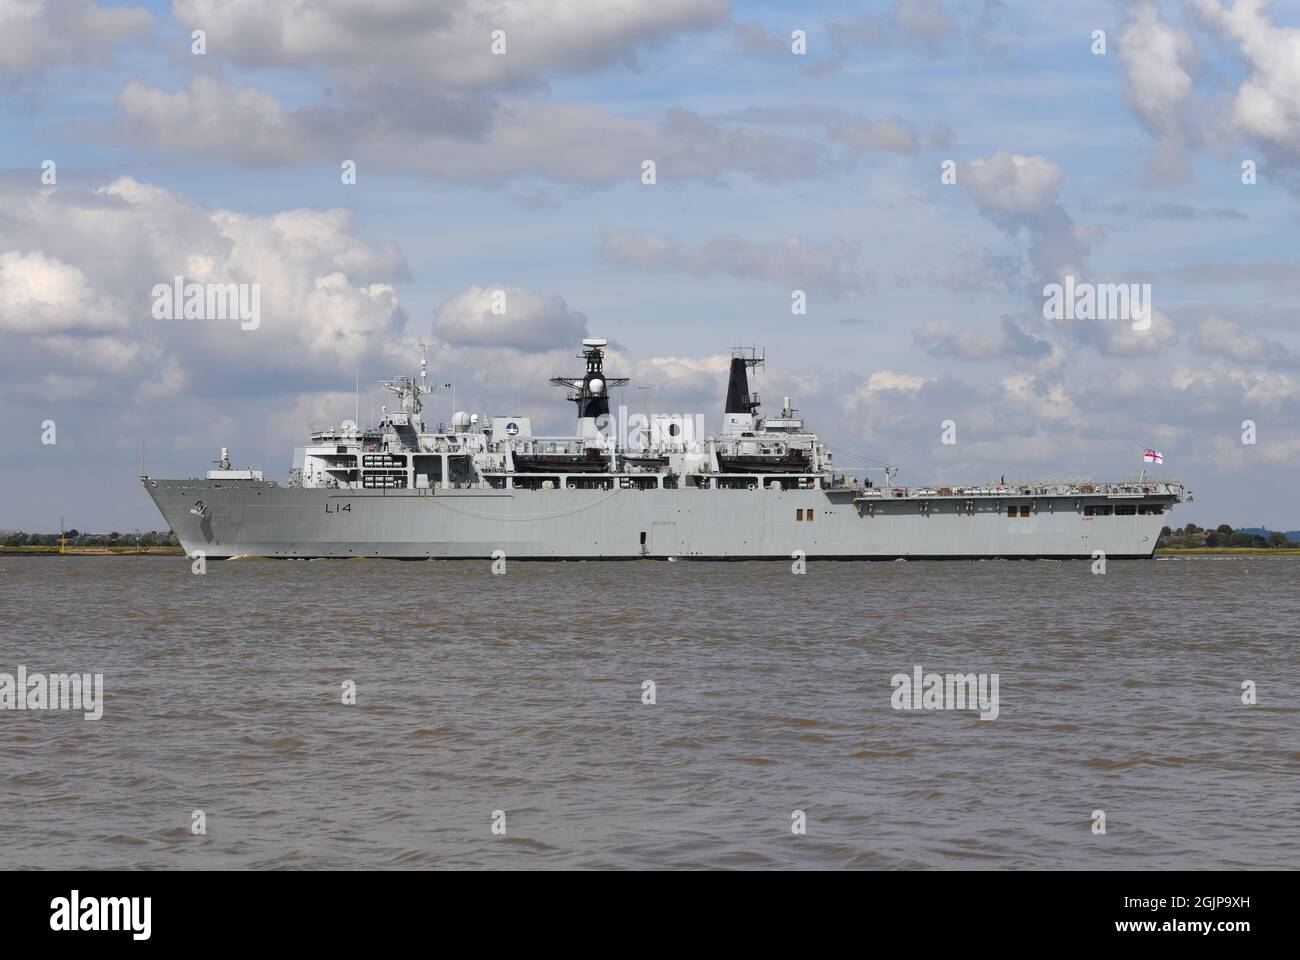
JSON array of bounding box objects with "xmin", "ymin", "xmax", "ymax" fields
[{"xmin": 144, "ymin": 339, "xmax": 1190, "ymax": 560}]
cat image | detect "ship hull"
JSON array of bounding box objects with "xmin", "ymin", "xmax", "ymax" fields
[{"xmin": 144, "ymin": 479, "xmax": 1172, "ymax": 560}]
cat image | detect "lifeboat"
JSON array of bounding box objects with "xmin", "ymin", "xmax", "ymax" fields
[
  {"xmin": 716, "ymin": 450, "xmax": 811, "ymax": 474},
  {"xmin": 511, "ymin": 448, "xmax": 609, "ymax": 473}
]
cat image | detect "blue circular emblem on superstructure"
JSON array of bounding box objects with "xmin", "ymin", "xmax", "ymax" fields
[{"xmin": 506, "ymin": 421, "xmax": 519, "ymax": 436}]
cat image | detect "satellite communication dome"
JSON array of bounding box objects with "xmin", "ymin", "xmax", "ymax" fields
[{"xmin": 588, "ymin": 377, "xmax": 605, "ymax": 395}]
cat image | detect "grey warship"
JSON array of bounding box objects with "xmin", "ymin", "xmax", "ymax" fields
[{"xmin": 143, "ymin": 339, "xmax": 1189, "ymax": 560}]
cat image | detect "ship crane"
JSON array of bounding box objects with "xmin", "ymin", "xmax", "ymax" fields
[{"xmin": 824, "ymin": 443, "xmax": 899, "ymax": 488}]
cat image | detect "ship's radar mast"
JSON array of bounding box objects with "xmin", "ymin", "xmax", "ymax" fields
[
  {"xmin": 549, "ymin": 337, "xmax": 629, "ymax": 435},
  {"xmin": 377, "ymin": 344, "xmax": 449, "ymax": 424}
]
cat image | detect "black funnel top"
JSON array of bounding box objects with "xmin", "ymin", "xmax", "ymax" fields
[{"xmin": 725, "ymin": 357, "xmax": 751, "ymax": 414}]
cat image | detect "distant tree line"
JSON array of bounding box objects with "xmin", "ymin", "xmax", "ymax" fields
[
  {"xmin": 1158, "ymin": 523, "xmax": 1295, "ymax": 549},
  {"xmin": 0, "ymin": 530, "xmax": 179, "ymax": 547}
]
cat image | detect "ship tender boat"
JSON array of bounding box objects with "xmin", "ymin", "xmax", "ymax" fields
[{"xmin": 143, "ymin": 338, "xmax": 1190, "ymax": 560}]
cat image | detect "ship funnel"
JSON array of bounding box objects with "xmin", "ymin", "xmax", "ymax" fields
[
  {"xmin": 724, "ymin": 358, "xmax": 749, "ymax": 414},
  {"xmin": 724, "ymin": 348, "xmax": 764, "ymax": 415}
]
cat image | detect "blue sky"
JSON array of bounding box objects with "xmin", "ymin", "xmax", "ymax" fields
[{"xmin": 3, "ymin": 0, "xmax": 1300, "ymax": 531}]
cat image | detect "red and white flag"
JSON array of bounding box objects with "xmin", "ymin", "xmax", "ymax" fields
[{"xmin": 1143, "ymin": 448, "xmax": 1164, "ymax": 464}]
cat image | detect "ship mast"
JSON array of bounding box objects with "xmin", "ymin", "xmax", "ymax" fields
[
  {"xmin": 377, "ymin": 344, "xmax": 448, "ymax": 431},
  {"xmin": 549, "ymin": 337, "xmax": 629, "ymax": 440}
]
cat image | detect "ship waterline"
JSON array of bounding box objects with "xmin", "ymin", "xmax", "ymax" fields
[{"xmin": 143, "ymin": 340, "xmax": 1188, "ymax": 560}]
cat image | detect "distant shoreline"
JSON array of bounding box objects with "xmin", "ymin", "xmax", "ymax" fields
[
  {"xmin": 0, "ymin": 546, "xmax": 185, "ymax": 556},
  {"xmin": 1156, "ymin": 546, "xmax": 1300, "ymax": 555}
]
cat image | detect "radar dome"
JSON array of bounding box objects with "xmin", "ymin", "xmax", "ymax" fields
[{"xmin": 588, "ymin": 377, "xmax": 605, "ymax": 395}]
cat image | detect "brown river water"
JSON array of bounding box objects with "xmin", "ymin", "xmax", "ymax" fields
[{"xmin": 1, "ymin": 555, "xmax": 1297, "ymax": 869}]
